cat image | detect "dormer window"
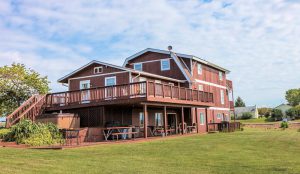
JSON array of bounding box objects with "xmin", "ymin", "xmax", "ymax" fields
[
  {"xmin": 161, "ymin": 59, "xmax": 170, "ymax": 71},
  {"xmin": 94, "ymin": 66, "xmax": 103, "ymax": 74},
  {"xmin": 219, "ymin": 71, "xmax": 223, "ymax": 80},
  {"xmin": 134, "ymin": 63, "xmax": 142, "ymax": 71}
]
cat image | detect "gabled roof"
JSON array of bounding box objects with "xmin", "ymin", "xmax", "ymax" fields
[
  {"xmin": 57, "ymin": 60, "xmax": 129, "ymax": 83},
  {"xmin": 58, "ymin": 60, "xmax": 186, "ymax": 83},
  {"xmin": 234, "ymin": 106, "xmax": 257, "ymax": 114},
  {"xmin": 122, "ymin": 48, "xmax": 230, "ymax": 73}
]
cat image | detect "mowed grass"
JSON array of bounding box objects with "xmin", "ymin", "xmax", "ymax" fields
[
  {"xmin": 0, "ymin": 128, "xmax": 299, "ymax": 174},
  {"xmin": 237, "ymin": 117, "xmax": 278, "ymax": 123}
]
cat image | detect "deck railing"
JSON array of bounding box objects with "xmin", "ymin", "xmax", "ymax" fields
[{"xmin": 45, "ymin": 81, "xmax": 214, "ymax": 108}]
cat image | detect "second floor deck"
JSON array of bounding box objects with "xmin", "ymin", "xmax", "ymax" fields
[{"xmin": 45, "ymin": 81, "xmax": 214, "ymax": 111}]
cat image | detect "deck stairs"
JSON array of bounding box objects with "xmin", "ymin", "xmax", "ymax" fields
[{"xmin": 5, "ymin": 94, "xmax": 47, "ymax": 128}]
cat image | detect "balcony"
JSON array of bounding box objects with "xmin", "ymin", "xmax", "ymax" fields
[{"xmin": 45, "ymin": 81, "xmax": 214, "ymax": 111}]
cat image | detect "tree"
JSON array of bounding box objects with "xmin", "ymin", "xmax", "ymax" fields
[
  {"xmin": 235, "ymin": 96, "xmax": 245, "ymax": 107},
  {"xmin": 285, "ymin": 88, "xmax": 300, "ymax": 106},
  {"xmin": 0, "ymin": 63, "xmax": 50, "ymax": 116},
  {"xmin": 258, "ymin": 107, "xmax": 271, "ymax": 117},
  {"xmin": 286, "ymin": 105, "xmax": 300, "ymax": 119},
  {"xmin": 241, "ymin": 112, "xmax": 252, "ymax": 120},
  {"xmin": 271, "ymin": 109, "xmax": 283, "ymax": 121}
]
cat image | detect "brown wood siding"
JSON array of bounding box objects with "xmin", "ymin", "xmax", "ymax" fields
[
  {"xmin": 68, "ymin": 63, "xmax": 125, "ymax": 79},
  {"xmin": 191, "ymin": 60, "xmax": 226, "ymax": 86},
  {"xmin": 69, "ymin": 72, "xmax": 130, "ymax": 91},
  {"xmin": 192, "ymin": 82, "xmax": 229, "ymax": 108},
  {"xmin": 196, "ymin": 108, "xmax": 207, "ymax": 133},
  {"xmin": 126, "ymin": 52, "xmax": 186, "ymax": 80}
]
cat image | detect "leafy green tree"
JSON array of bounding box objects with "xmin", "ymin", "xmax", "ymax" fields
[
  {"xmin": 234, "ymin": 96, "xmax": 246, "ymax": 107},
  {"xmin": 241, "ymin": 112, "xmax": 252, "ymax": 120},
  {"xmin": 285, "ymin": 89, "xmax": 300, "ymax": 106},
  {"xmin": 258, "ymin": 107, "xmax": 271, "ymax": 117},
  {"xmin": 271, "ymin": 109, "xmax": 283, "ymax": 121},
  {"xmin": 286, "ymin": 105, "xmax": 300, "ymax": 119},
  {"xmin": 0, "ymin": 63, "xmax": 50, "ymax": 116}
]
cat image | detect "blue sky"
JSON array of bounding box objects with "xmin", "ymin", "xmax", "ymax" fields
[{"xmin": 0, "ymin": 0, "xmax": 300, "ymax": 107}]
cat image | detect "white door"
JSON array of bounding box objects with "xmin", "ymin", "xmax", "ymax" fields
[
  {"xmin": 105, "ymin": 76, "xmax": 116, "ymax": 98},
  {"xmin": 80, "ymin": 80, "xmax": 90, "ymax": 103},
  {"xmin": 139, "ymin": 77, "xmax": 147, "ymax": 94}
]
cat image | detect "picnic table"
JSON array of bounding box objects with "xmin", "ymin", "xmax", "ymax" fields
[{"xmin": 103, "ymin": 127, "xmax": 138, "ymax": 141}]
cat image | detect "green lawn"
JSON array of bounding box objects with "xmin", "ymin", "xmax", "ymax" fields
[
  {"xmin": 0, "ymin": 128, "xmax": 299, "ymax": 174},
  {"xmin": 237, "ymin": 117, "xmax": 278, "ymax": 123},
  {"xmin": 237, "ymin": 117, "xmax": 300, "ymax": 124}
]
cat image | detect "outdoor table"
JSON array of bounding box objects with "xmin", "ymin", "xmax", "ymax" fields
[
  {"xmin": 103, "ymin": 127, "xmax": 132, "ymax": 141},
  {"xmin": 61, "ymin": 129, "xmax": 80, "ymax": 145}
]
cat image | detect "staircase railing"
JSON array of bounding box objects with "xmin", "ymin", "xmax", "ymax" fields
[{"xmin": 5, "ymin": 94, "xmax": 47, "ymax": 128}]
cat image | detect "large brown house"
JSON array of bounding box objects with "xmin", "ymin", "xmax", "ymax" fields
[{"xmin": 6, "ymin": 48, "xmax": 235, "ymax": 142}]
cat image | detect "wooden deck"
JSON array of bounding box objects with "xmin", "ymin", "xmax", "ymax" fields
[{"xmin": 45, "ymin": 81, "xmax": 214, "ymax": 111}]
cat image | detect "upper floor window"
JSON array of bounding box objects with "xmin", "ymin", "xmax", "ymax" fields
[
  {"xmin": 161, "ymin": 59, "xmax": 170, "ymax": 71},
  {"xmin": 198, "ymin": 84, "xmax": 203, "ymax": 91},
  {"xmin": 134, "ymin": 63, "xmax": 142, "ymax": 71},
  {"xmin": 197, "ymin": 63, "xmax": 202, "ymax": 75},
  {"xmin": 94, "ymin": 66, "xmax": 103, "ymax": 74},
  {"xmin": 220, "ymin": 89, "xmax": 225, "ymax": 105},
  {"xmin": 219, "ymin": 71, "xmax": 223, "ymax": 80}
]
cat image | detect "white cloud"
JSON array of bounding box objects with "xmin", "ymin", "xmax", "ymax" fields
[{"xmin": 0, "ymin": 0, "xmax": 299, "ymax": 107}]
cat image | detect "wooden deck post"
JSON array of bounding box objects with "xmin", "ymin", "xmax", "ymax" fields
[
  {"xmin": 164, "ymin": 106, "xmax": 167, "ymax": 136},
  {"xmin": 181, "ymin": 107, "xmax": 185, "ymax": 134},
  {"xmin": 195, "ymin": 107, "xmax": 200, "ymax": 133},
  {"xmin": 143, "ymin": 104, "xmax": 148, "ymax": 138}
]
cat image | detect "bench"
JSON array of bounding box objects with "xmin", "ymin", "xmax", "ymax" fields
[{"xmin": 111, "ymin": 132, "xmax": 138, "ymax": 140}]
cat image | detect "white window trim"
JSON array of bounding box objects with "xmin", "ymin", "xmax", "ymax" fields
[
  {"xmin": 105, "ymin": 76, "xmax": 116, "ymax": 86},
  {"xmin": 139, "ymin": 112, "xmax": 144, "ymax": 128},
  {"xmin": 220, "ymin": 89, "xmax": 225, "ymax": 105},
  {"xmin": 217, "ymin": 113, "xmax": 222, "ymax": 119},
  {"xmin": 134, "ymin": 63, "xmax": 143, "ymax": 71},
  {"xmin": 94, "ymin": 66, "xmax": 103, "ymax": 74},
  {"xmin": 79, "ymin": 80, "xmax": 90, "ymax": 89},
  {"xmin": 200, "ymin": 113, "xmax": 205, "ymax": 125},
  {"xmin": 197, "ymin": 63, "xmax": 202, "ymax": 75},
  {"xmin": 161, "ymin": 59, "xmax": 170, "ymax": 71},
  {"xmin": 219, "ymin": 71, "xmax": 223, "ymax": 81},
  {"xmin": 198, "ymin": 84, "xmax": 203, "ymax": 91}
]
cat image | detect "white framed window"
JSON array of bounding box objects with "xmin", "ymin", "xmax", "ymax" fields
[
  {"xmin": 94, "ymin": 66, "xmax": 103, "ymax": 74},
  {"xmin": 200, "ymin": 113, "xmax": 205, "ymax": 125},
  {"xmin": 155, "ymin": 113, "xmax": 163, "ymax": 126},
  {"xmin": 161, "ymin": 59, "xmax": 170, "ymax": 71},
  {"xmin": 197, "ymin": 63, "xmax": 202, "ymax": 75},
  {"xmin": 139, "ymin": 112, "xmax": 144, "ymax": 127},
  {"xmin": 219, "ymin": 71, "xmax": 223, "ymax": 80},
  {"xmin": 105, "ymin": 76, "xmax": 116, "ymax": 86},
  {"xmin": 198, "ymin": 84, "xmax": 203, "ymax": 91},
  {"xmin": 134, "ymin": 63, "xmax": 142, "ymax": 71},
  {"xmin": 217, "ymin": 113, "xmax": 222, "ymax": 119},
  {"xmin": 220, "ymin": 89, "xmax": 225, "ymax": 105}
]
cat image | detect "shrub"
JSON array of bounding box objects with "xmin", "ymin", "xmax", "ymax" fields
[
  {"xmin": 241, "ymin": 112, "xmax": 253, "ymax": 120},
  {"xmin": 280, "ymin": 122, "xmax": 288, "ymax": 129},
  {"xmin": 271, "ymin": 109, "xmax": 283, "ymax": 121},
  {"xmin": 3, "ymin": 119, "xmax": 63, "ymax": 146},
  {"xmin": 0, "ymin": 128, "xmax": 11, "ymax": 139}
]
